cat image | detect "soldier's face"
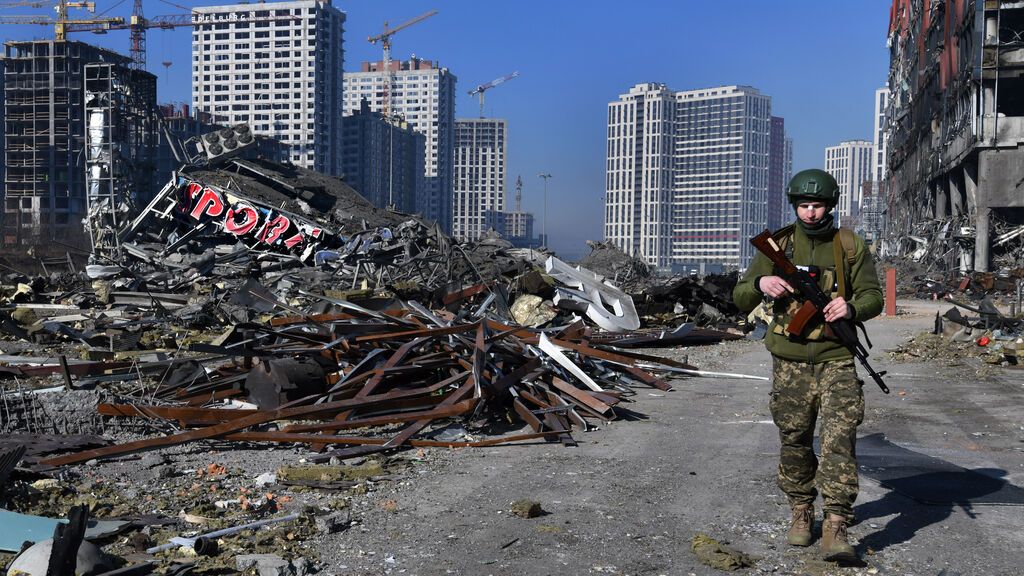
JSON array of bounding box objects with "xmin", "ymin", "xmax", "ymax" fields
[{"xmin": 796, "ymin": 201, "xmax": 828, "ymax": 224}]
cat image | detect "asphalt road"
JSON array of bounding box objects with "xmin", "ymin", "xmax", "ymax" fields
[{"xmin": 320, "ymin": 299, "xmax": 1024, "ymax": 576}]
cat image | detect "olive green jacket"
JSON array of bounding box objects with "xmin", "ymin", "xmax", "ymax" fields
[{"xmin": 733, "ymin": 224, "xmax": 883, "ymax": 363}]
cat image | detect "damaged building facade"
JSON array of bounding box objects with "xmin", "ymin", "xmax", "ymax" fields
[
  {"xmin": 1, "ymin": 40, "xmax": 157, "ymax": 253},
  {"xmin": 885, "ymin": 0, "xmax": 1024, "ymax": 271}
]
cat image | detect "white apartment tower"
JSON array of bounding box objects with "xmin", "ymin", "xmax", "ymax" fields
[
  {"xmin": 606, "ymin": 83, "xmax": 675, "ymax": 269},
  {"xmin": 453, "ymin": 118, "xmax": 507, "ymax": 240},
  {"xmin": 824, "ymin": 140, "xmax": 874, "ymax": 226},
  {"xmin": 344, "ymin": 57, "xmax": 457, "ymax": 233},
  {"xmin": 872, "ymin": 87, "xmax": 889, "ymax": 184},
  {"xmin": 606, "ymin": 84, "xmax": 773, "ymax": 271},
  {"xmin": 191, "ymin": 1, "xmax": 345, "ymax": 176},
  {"xmin": 674, "ymin": 86, "xmax": 771, "ymax": 269}
]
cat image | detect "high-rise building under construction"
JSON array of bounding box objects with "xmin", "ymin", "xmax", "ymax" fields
[
  {"xmin": 344, "ymin": 57, "xmax": 457, "ymax": 233},
  {"xmin": 2, "ymin": 40, "xmax": 156, "ymax": 250},
  {"xmin": 191, "ymin": 0, "xmax": 345, "ymax": 175},
  {"xmin": 452, "ymin": 118, "xmax": 507, "ymax": 241}
]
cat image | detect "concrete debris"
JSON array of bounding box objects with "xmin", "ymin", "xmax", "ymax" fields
[
  {"xmin": 509, "ymin": 294, "xmax": 557, "ymax": 327},
  {"xmin": 235, "ymin": 554, "xmax": 310, "ymax": 576},
  {"xmin": 890, "ymin": 300, "xmax": 1022, "ymax": 366},
  {"xmin": 880, "ymin": 217, "xmax": 1024, "ymax": 279},
  {"xmin": 313, "ymin": 512, "xmax": 349, "ymax": 535},
  {"xmin": 576, "ymin": 240, "xmax": 653, "ymax": 294}
]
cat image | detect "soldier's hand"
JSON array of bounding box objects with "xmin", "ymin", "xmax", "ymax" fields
[
  {"xmin": 823, "ymin": 296, "xmax": 852, "ymax": 322},
  {"xmin": 758, "ymin": 276, "xmax": 795, "ymax": 299}
]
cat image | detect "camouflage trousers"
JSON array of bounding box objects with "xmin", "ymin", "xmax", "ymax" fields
[{"xmin": 770, "ymin": 356, "xmax": 864, "ymax": 520}]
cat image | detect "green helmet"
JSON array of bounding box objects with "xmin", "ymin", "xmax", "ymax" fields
[{"xmin": 787, "ymin": 169, "xmax": 839, "ymax": 205}]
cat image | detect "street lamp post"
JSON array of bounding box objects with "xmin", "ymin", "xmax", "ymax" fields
[{"xmin": 538, "ymin": 173, "xmax": 552, "ymax": 247}]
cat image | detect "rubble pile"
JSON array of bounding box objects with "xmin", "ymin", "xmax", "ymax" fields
[
  {"xmin": 576, "ymin": 240, "xmax": 653, "ymax": 293},
  {"xmin": 880, "ymin": 216, "xmax": 1024, "ymax": 273},
  {"xmin": 0, "ymin": 156, "xmax": 743, "ymax": 455},
  {"xmin": 634, "ymin": 273, "xmax": 742, "ymax": 330},
  {"xmin": 889, "ymin": 300, "xmax": 1023, "ymax": 366},
  {"xmin": 0, "ymin": 146, "xmax": 767, "ymax": 575},
  {"xmin": 878, "ymin": 215, "xmax": 1024, "ymax": 311},
  {"xmin": 879, "ymin": 253, "xmax": 1024, "ymax": 311}
]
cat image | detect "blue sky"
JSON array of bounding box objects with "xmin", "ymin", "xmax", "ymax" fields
[{"xmin": 4, "ymin": 1, "xmax": 892, "ymax": 259}]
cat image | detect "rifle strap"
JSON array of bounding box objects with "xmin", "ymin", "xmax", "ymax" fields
[
  {"xmin": 772, "ymin": 224, "xmax": 796, "ymax": 263},
  {"xmin": 856, "ymin": 320, "xmax": 873, "ymax": 349}
]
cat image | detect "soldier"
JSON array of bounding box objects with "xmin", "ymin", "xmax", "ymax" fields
[{"xmin": 733, "ymin": 169, "xmax": 883, "ymax": 562}]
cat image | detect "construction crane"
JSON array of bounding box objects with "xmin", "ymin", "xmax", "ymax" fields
[
  {"xmin": 367, "ymin": 9, "xmax": 438, "ymax": 118},
  {"xmin": 115, "ymin": 1, "xmax": 301, "ymax": 70},
  {"xmin": 0, "ymin": 1, "xmax": 51, "ymax": 8},
  {"xmin": 0, "ymin": 1, "xmax": 124, "ymax": 40},
  {"xmin": 0, "ymin": 1, "xmax": 297, "ymax": 70},
  {"xmin": 468, "ymin": 71, "xmax": 520, "ymax": 118}
]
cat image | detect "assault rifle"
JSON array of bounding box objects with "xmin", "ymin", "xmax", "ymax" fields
[{"xmin": 750, "ymin": 229, "xmax": 890, "ymax": 394}]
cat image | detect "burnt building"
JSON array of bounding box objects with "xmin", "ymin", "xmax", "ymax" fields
[{"xmin": 885, "ymin": 0, "xmax": 1024, "ymax": 271}]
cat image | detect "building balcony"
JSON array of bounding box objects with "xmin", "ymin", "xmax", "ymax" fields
[{"xmin": 981, "ymin": 115, "xmax": 1024, "ymax": 146}]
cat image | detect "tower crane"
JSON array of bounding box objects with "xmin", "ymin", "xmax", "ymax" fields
[
  {"xmin": 367, "ymin": 9, "xmax": 438, "ymax": 118},
  {"xmin": 0, "ymin": 1, "xmax": 298, "ymax": 70},
  {"xmin": 114, "ymin": 0, "xmax": 300, "ymax": 70},
  {"xmin": 0, "ymin": 2, "xmax": 51, "ymax": 8},
  {"xmin": 0, "ymin": 1, "xmax": 124, "ymax": 40},
  {"xmin": 468, "ymin": 71, "xmax": 520, "ymax": 118}
]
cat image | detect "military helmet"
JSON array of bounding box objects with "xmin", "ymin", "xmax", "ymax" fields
[{"xmin": 787, "ymin": 169, "xmax": 839, "ymax": 205}]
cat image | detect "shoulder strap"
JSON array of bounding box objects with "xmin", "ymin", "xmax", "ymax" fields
[
  {"xmin": 832, "ymin": 227, "xmax": 857, "ymax": 299},
  {"xmin": 838, "ymin": 227, "xmax": 856, "ymax": 265}
]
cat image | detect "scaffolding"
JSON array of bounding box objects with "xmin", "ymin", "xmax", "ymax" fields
[
  {"xmin": 1, "ymin": 40, "xmax": 157, "ymax": 253},
  {"xmin": 83, "ymin": 62, "xmax": 158, "ymax": 260}
]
